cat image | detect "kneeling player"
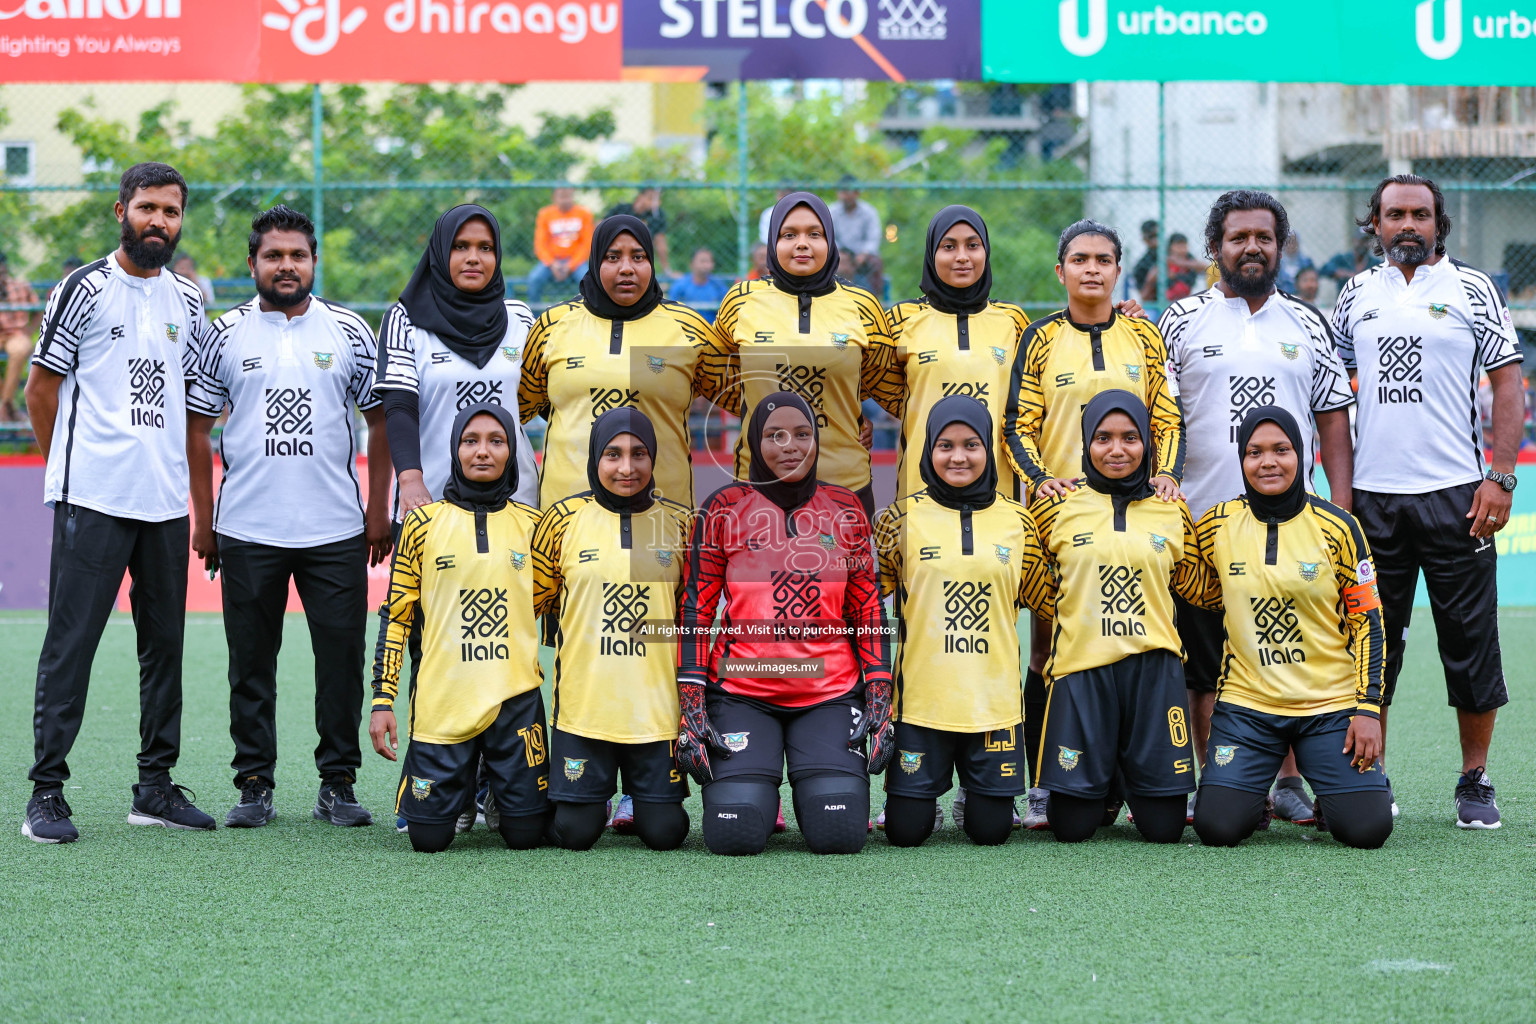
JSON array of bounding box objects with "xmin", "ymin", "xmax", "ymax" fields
[
  {"xmin": 1188, "ymin": 408, "xmax": 1391, "ymax": 849},
  {"xmin": 370, "ymin": 404, "xmax": 549, "ymax": 853},
  {"xmin": 874, "ymin": 396, "xmax": 1050, "ymax": 846},
  {"xmin": 533, "ymin": 408, "xmax": 693, "ymax": 851},
  {"xmin": 1031, "ymin": 391, "xmax": 1204, "ymax": 843},
  {"xmin": 675, "ymin": 392, "xmax": 894, "ymax": 856}
]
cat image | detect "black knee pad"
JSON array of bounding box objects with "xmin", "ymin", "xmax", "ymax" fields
[
  {"xmin": 549, "ymin": 802, "xmax": 607, "ymax": 851},
  {"xmin": 792, "ymin": 772, "xmax": 869, "ymax": 855},
  {"xmin": 407, "ymin": 820, "xmax": 455, "ymax": 853},
  {"xmin": 498, "ymin": 810, "xmax": 549, "ymax": 850},
  {"xmin": 632, "ymin": 801, "xmax": 689, "ymax": 851},
  {"xmin": 702, "ymin": 777, "xmax": 778, "ymax": 856},
  {"xmin": 1047, "ymin": 791, "xmax": 1102, "ymax": 843},
  {"xmin": 882, "ymin": 796, "xmax": 938, "ymax": 848},
  {"xmin": 1192, "ymin": 785, "xmax": 1266, "ymax": 847},
  {"xmin": 961, "ymin": 793, "xmax": 1015, "ymax": 846},
  {"xmin": 1317, "ymin": 792, "xmax": 1393, "ymax": 850},
  {"xmin": 1125, "ymin": 794, "xmax": 1188, "ymax": 844}
]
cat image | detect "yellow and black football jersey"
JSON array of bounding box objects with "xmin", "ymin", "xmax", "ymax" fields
[
  {"xmin": 1003, "ymin": 310, "xmax": 1183, "ymax": 497},
  {"xmin": 532, "ymin": 494, "xmax": 693, "ymax": 744},
  {"xmin": 713, "ymin": 278, "xmax": 900, "ymax": 492},
  {"xmin": 886, "ymin": 298, "xmax": 1029, "ymax": 501},
  {"xmin": 1031, "ymin": 486, "xmax": 1203, "ymax": 680},
  {"xmin": 519, "ymin": 298, "xmax": 733, "ymax": 508},
  {"xmin": 374, "ymin": 499, "xmax": 543, "ymax": 745},
  {"xmin": 1187, "ymin": 495, "xmax": 1384, "ymax": 717},
  {"xmin": 875, "ymin": 491, "xmax": 1051, "ymax": 732}
]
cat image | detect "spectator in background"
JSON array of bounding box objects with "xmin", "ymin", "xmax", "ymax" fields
[
  {"xmin": 758, "ymin": 184, "xmax": 794, "ymax": 244},
  {"xmin": 1321, "ymin": 227, "xmax": 1382, "ymax": 285},
  {"xmin": 1294, "ymin": 264, "xmax": 1321, "ymax": 304},
  {"xmin": 1130, "ymin": 219, "xmax": 1160, "ymax": 298},
  {"xmin": 528, "ymin": 186, "xmax": 594, "ymax": 306},
  {"xmin": 745, "ymin": 242, "xmax": 769, "ymax": 281},
  {"xmin": 0, "ymin": 250, "xmax": 40, "ymax": 422},
  {"xmin": 831, "ymin": 174, "xmax": 884, "ymax": 298},
  {"xmin": 173, "ymin": 254, "xmax": 216, "ymax": 306},
  {"xmin": 1143, "ymin": 232, "xmax": 1206, "ymax": 301},
  {"xmin": 50, "ymin": 257, "xmax": 83, "ymax": 299},
  {"xmin": 606, "ymin": 186, "xmax": 672, "ymax": 276},
  {"xmin": 669, "ymin": 247, "xmax": 729, "ymax": 321},
  {"xmin": 1277, "ymin": 230, "xmax": 1314, "ymax": 293}
]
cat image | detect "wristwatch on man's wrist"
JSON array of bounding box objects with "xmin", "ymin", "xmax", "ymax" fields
[{"xmin": 1485, "ymin": 468, "xmax": 1518, "ymax": 492}]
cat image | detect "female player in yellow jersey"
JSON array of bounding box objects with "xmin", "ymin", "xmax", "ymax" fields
[
  {"xmin": 712, "ymin": 193, "xmax": 901, "ymax": 518},
  {"xmin": 874, "ymin": 396, "xmax": 1051, "ymax": 846},
  {"xmin": 885, "ymin": 206, "xmax": 1029, "ymax": 503},
  {"xmin": 1031, "ymin": 390, "xmax": 1202, "ymax": 844},
  {"xmin": 519, "ymin": 215, "xmax": 733, "ymax": 509},
  {"xmin": 1186, "ymin": 407, "xmax": 1391, "ymax": 848},
  {"xmin": 533, "ymin": 407, "xmax": 694, "ymax": 851},
  {"xmin": 370, "ymin": 403, "xmax": 547, "ymax": 853},
  {"xmin": 1004, "ymin": 220, "xmax": 1185, "ymax": 827}
]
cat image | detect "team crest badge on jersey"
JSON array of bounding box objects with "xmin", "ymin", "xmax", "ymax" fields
[
  {"xmin": 994, "ymin": 544, "xmax": 1011, "ymax": 565},
  {"xmin": 501, "ymin": 346, "xmax": 520, "ymax": 363},
  {"xmin": 563, "ymin": 758, "xmax": 587, "ymax": 781},
  {"xmin": 510, "ymin": 551, "xmax": 527, "ymax": 571},
  {"xmin": 1427, "ymin": 303, "xmax": 1449, "ymax": 320},
  {"xmin": 722, "ymin": 732, "xmax": 750, "ymax": 753},
  {"xmin": 830, "ymin": 332, "xmax": 850, "ymax": 349},
  {"xmin": 990, "ymin": 345, "xmax": 1006, "ymax": 365},
  {"xmin": 646, "ymin": 355, "xmax": 666, "ymax": 374},
  {"xmin": 1279, "ymin": 343, "xmax": 1299, "ymax": 361},
  {"xmin": 165, "ymin": 323, "xmax": 180, "ymax": 344},
  {"xmin": 1214, "ymin": 745, "xmax": 1237, "ymax": 767},
  {"xmin": 1148, "ymin": 533, "xmax": 1168, "ymax": 554},
  {"xmin": 410, "ymin": 776, "xmax": 434, "ymax": 800},
  {"xmin": 656, "ymin": 549, "xmax": 673, "ymax": 568},
  {"xmin": 1297, "ymin": 561, "xmax": 1321, "ymax": 582},
  {"xmin": 1123, "ymin": 364, "xmax": 1142, "ymax": 383},
  {"xmin": 899, "ymin": 750, "xmax": 924, "ymax": 774},
  {"xmin": 819, "ymin": 533, "xmax": 837, "ymax": 551},
  {"xmin": 313, "ymin": 352, "xmax": 334, "ymax": 370},
  {"xmin": 1057, "ymin": 746, "xmax": 1082, "ymax": 771}
]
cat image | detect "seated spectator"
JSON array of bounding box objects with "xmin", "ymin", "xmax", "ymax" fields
[
  {"xmin": 669, "ymin": 248, "xmax": 729, "ymax": 321},
  {"xmin": 1293, "ymin": 265, "xmax": 1320, "ymax": 304},
  {"xmin": 830, "ymin": 174, "xmax": 884, "ymax": 297},
  {"xmin": 745, "ymin": 242, "xmax": 770, "ymax": 281},
  {"xmin": 173, "ymin": 254, "xmax": 216, "ymax": 306},
  {"xmin": 528, "ymin": 186, "xmax": 594, "ymax": 306},
  {"xmin": 1277, "ymin": 230, "xmax": 1314, "ymax": 293},
  {"xmin": 1321, "ymin": 228, "xmax": 1382, "ymax": 284},
  {"xmin": 606, "ymin": 186, "xmax": 672, "ymax": 275},
  {"xmin": 0, "ymin": 250, "xmax": 40, "ymax": 422},
  {"xmin": 1141, "ymin": 232, "xmax": 1206, "ymax": 301}
]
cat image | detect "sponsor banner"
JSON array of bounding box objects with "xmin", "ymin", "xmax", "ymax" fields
[
  {"xmin": 623, "ymin": 0, "xmax": 979, "ymax": 81},
  {"xmin": 0, "ymin": 0, "xmax": 621, "ymax": 82},
  {"xmin": 986, "ymin": 0, "xmax": 1536, "ymax": 86}
]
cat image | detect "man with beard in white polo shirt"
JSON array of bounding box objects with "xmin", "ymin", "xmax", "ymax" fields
[
  {"xmin": 1331, "ymin": 174, "xmax": 1524, "ymax": 831},
  {"xmin": 23, "ymin": 162, "xmax": 214, "ymax": 843},
  {"xmin": 187, "ymin": 205, "xmax": 394, "ymax": 830},
  {"xmin": 1158, "ymin": 190, "xmax": 1356, "ymax": 827}
]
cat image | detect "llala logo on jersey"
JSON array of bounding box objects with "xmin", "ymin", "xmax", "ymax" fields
[
  {"xmin": 1214, "ymin": 745, "xmax": 1237, "ymax": 767},
  {"xmin": 943, "ymin": 580, "xmax": 992, "ymax": 654},
  {"xmin": 829, "ymin": 332, "xmax": 850, "ymax": 349},
  {"xmin": 898, "ymin": 750, "xmax": 924, "ymax": 774},
  {"xmin": 994, "ymin": 544, "xmax": 1010, "ymax": 565},
  {"xmin": 1427, "ymin": 303, "xmax": 1449, "ymax": 320},
  {"xmin": 1057, "ymin": 746, "xmax": 1082, "ymax": 771},
  {"xmin": 722, "ymin": 732, "xmax": 751, "ymax": 753},
  {"xmin": 509, "ymin": 551, "xmax": 527, "ymax": 571},
  {"xmin": 990, "ymin": 345, "xmax": 1006, "ymax": 365},
  {"xmin": 1279, "ymin": 343, "xmax": 1299, "ymax": 361},
  {"xmin": 646, "ymin": 355, "xmax": 666, "ymax": 374},
  {"xmin": 313, "ymin": 351, "xmax": 334, "ymax": 370},
  {"xmin": 501, "ymin": 346, "xmax": 520, "ymax": 363},
  {"xmin": 1123, "ymin": 364, "xmax": 1142, "ymax": 383},
  {"xmin": 1148, "ymin": 533, "xmax": 1168, "ymax": 554},
  {"xmin": 410, "ymin": 776, "xmax": 434, "ymax": 799},
  {"xmin": 563, "ymin": 758, "xmax": 587, "ymax": 781},
  {"xmin": 1297, "ymin": 561, "xmax": 1321, "ymax": 582}
]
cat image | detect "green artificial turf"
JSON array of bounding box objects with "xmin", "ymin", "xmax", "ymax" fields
[{"xmin": 1, "ymin": 610, "xmax": 1533, "ymax": 1023}]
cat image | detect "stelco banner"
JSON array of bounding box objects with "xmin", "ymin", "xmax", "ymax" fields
[
  {"xmin": 0, "ymin": 0, "xmax": 622, "ymax": 81},
  {"xmin": 986, "ymin": 0, "xmax": 1536, "ymax": 85},
  {"xmin": 623, "ymin": 0, "xmax": 980, "ymax": 82}
]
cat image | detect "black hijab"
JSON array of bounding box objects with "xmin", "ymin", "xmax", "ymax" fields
[
  {"xmin": 919, "ymin": 205, "xmax": 992, "ymax": 315},
  {"xmin": 587, "ymin": 406, "xmax": 658, "ymax": 514},
  {"xmin": 745, "ymin": 391, "xmax": 820, "ymax": 523},
  {"xmin": 765, "ymin": 192, "xmax": 840, "ymax": 298},
  {"xmin": 579, "ymin": 214, "xmax": 663, "ymax": 322},
  {"xmin": 1081, "ymin": 390, "xmax": 1154, "ymax": 526},
  {"xmin": 442, "ymin": 402, "xmax": 520, "ymax": 512},
  {"xmin": 919, "ymin": 395, "xmax": 997, "ymax": 510},
  {"xmin": 398, "ymin": 205, "xmax": 508, "ymax": 370},
  {"xmin": 1237, "ymin": 405, "xmax": 1307, "ymax": 521}
]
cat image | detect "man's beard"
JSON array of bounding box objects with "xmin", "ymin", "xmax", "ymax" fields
[
  {"xmin": 256, "ymin": 273, "xmax": 313, "ymax": 310},
  {"xmin": 121, "ymin": 220, "xmax": 181, "ymax": 270},
  {"xmin": 1219, "ymin": 252, "xmax": 1279, "ymax": 298},
  {"xmin": 1387, "ymin": 230, "xmax": 1430, "ymax": 266}
]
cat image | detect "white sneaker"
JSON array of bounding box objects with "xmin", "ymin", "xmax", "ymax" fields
[
  {"xmin": 873, "ymin": 802, "xmax": 944, "ymax": 831},
  {"xmin": 951, "ymin": 787, "xmax": 966, "ymax": 829},
  {"xmin": 1185, "ymin": 791, "xmax": 1196, "ymax": 825},
  {"xmin": 1022, "ymin": 787, "xmax": 1050, "ymax": 830}
]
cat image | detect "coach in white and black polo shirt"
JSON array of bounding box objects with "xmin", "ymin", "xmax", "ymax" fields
[
  {"xmin": 23, "ymin": 162, "xmax": 215, "ymax": 843},
  {"xmin": 1331, "ymin": 173, "xmax": 1524, "ymax": 831},
  {"xmin": 187, "ymin": 205, "xmax": 393, "ymax": 831}
]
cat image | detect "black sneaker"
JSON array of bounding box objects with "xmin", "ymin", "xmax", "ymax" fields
[
  {"xmin": 1455, "ymin": 766, "xmax": 1502, "ymax": 830},
  {"xmin": 23, "ymin": 793, "xmax": 79, "ymax": 844},
  {"xmin": 128, "ymin": 781, "xmax": 216, "ymax": 830},
  {"xmin": 314, "ymin": 781, "xmax": 373, "ymax": 827},
  {"xmin": 225, "ymin": 776, "xmax": 275, "ymax": 828}
]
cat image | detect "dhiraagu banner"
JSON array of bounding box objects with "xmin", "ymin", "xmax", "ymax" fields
[{"xmin": 985, "ymin": 0, "xmax": 1536, "ymax": 86}]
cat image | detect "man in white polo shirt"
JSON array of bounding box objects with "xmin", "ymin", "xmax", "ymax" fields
[
  {"xmin": 1159, "ymin": 190, "xmax": 1356, "ymax": 826},
  {"xmin": 1332, "ymin": 173, "xmax": 1524, "ymax": 831},
  {"xmin": 187, "ymin": 205, "xmax": 393, "ymax": 830},
  {"xmin": 23, "ymin": 162, "xmax": 214, "ymax": 843}
]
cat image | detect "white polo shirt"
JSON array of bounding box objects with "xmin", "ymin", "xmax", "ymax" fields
[
  {"xmin": 188, "ymin": 297, "xmax": 380, "ymax": 548},
  {"xmin": 1159, "ymin": 287, "xmax": 1355, "ymax": 516},
  {"xmin": 1331, "ymin": 259, "xmax": 1523, "ymax": 494},
  {"xmin": 31, "ymin": 254, "xmax": 207, "ymax": 522},
  {"xmin": 374, "ymin": 299, "xmax": 540, "ymax": 518}
]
